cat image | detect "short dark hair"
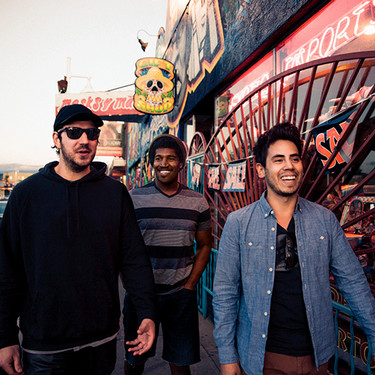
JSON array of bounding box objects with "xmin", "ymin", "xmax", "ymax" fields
[
  {"xmin": 149, "ymin": 134, "xmax": 186, "ymax": 167},
  {"xmin": 253, "ymin": 122, "xmax": 303, "ymax": 167}
]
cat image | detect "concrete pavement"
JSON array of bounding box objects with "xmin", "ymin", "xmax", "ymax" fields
[{"xmin": 113, "ymin": 313, "xmax": 220, "ymax": 374}]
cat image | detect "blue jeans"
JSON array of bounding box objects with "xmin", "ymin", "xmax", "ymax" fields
[{"xmin": 22, "ymin": 339, "xmax": 116, "ymax": 375}]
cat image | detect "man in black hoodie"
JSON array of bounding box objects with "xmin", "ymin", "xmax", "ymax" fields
[{"xmin": 0, "ymin": 104, "xmax": 156, "ymax": 375}]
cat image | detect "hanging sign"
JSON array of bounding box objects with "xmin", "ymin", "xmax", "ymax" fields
[
  {"xmin": 207, "ymin": 165, "xmax": 221, "ymax": 191},
  {"xmin": 56, "ymin": 90, "xmax": 140, "ymax": 116},
  {"xmin": 222, "ymin": 161, "xmax": 246, "ymax": 192},
  {"xmin": 191, "ymin": 163, "xmax": 202, "ymax": 188},
  {"xmin": 312, "ymin": 101, "xmax": 362, "ymax": 173},
  {"xmin": 133, "ymin": 58, "xmax": 175, "ymax": 115}
]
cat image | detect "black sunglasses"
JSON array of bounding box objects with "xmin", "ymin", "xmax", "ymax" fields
[
  {"xmin": 285, "ymin": 236, "xmax": 298, "ymax": 269},
  {"xmin": 57, "ymin": 127, "xmax": 101, "ymax": 141},
  {"xmin": 276, "ymin": 232, "xmax": 298, "ymax": 270}
]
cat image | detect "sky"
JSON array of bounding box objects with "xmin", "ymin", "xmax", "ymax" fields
[{"xmin": 0, "ymin": 0, "xmax": 168, "ymax": 166}]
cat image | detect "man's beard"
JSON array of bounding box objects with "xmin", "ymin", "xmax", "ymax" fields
[
  {"xmin": 60, "ymin": 144, "xmax": 93, "ymax": 173},
  {"xmin": 264, "ymin": 169, "xmax": 301, "ymax": 197}
]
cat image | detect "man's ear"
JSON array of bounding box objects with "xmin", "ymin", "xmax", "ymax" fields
[
  {"xmin": 52, "ymin": 132, "xmax": 61, "ymax": 150},
  {"xmin": 256, "ymin": 162, "xmax": 265, "ymax": 178}
]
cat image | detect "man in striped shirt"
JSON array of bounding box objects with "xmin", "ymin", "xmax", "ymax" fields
[{"xmin": 124, "ymin": 134, "xmax": 212, "ymax": 375}]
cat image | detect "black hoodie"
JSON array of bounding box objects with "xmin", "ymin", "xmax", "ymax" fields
[{"xmin": 0, "ymin": 161, "xmax": 156, "ymax": 351}]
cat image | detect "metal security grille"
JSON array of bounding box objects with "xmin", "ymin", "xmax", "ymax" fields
[{"xmin": 204, "ymin": 52, "xmax": 375, "ymax": 240}]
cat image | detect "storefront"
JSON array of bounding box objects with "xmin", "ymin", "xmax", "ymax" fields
[
  {"xmin": 210, "ymin": 0, "xmax": 375, "ymax": 235},
  {"xmin": 207, "ymin": 51, "xmax": 374, "ymax": 372},
  {"xmin": 139, "ymin": 0, "xmax": 375, "ymax": 373}
]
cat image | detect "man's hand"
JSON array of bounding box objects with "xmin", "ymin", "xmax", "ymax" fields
[
  {"xmin": 221, "ymin": 362, "xmax": 243, "ymax": 375},
  {"xmin": 126, "ymin": 318, "xmax": 155, "ymax": 356},
  {"xmin": 0, "ymin": 345, "xmax": 23, "ymax": 375}
]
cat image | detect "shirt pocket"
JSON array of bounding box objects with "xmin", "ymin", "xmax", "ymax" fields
[
  {"xmin": 304, "ymin": 228, "xmax": 329, "ymax": 255},
  {"xmin": 241, "ymin": 238, "xmax": 270, "ymax": 277},
  {"xmin": 300, "ymin": 230, "xmax": 330, "ymax": 281}
]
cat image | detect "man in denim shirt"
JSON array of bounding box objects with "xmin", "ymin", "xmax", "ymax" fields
[{"xmin": 213, "ymin": 123, "xmax": 375, "ymax": 375}]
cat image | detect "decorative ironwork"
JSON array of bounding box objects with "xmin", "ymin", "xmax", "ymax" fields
[{"xmin": 187, "ymin": 52, "xmax": 375, "ymax": 373}]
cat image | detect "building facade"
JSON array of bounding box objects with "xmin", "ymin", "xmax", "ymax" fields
[{"xmin": 127, "ymin": 1, "xmax": 374, "ymax": 372}]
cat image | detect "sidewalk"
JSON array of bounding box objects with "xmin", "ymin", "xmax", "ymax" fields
[{"xmin": 113, "ymin": 313, "xmax": 220, "ymax": 374}]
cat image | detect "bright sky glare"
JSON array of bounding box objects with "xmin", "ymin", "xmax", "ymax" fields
[{"xmin": 0, "ymin": 0, "xmax": 167, "ymax": 166}]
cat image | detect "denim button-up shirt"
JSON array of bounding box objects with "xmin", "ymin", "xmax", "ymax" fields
[{"xmin": 213, "ymin": 192, "xmax": 375, "ymax": 375}]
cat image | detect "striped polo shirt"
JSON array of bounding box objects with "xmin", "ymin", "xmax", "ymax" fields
[{"xmin": 129, "ymin": 182, "xmax": 212, "ymax": 295}]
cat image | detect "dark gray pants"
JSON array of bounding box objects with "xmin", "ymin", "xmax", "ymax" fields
[{"xmin": 22, "ymin": 339, "xmax": 116, "ymax": 375}]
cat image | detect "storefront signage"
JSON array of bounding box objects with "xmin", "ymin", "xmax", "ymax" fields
[
  {"xmin": 218, "ymin": 52, "xmax": 273, "ymax": 119},
  {"xmin": 337, "ymin": 326, "xmax": 374, "ymax": 369},
  {"xmin": 312, "ymin": 103, "xmax": 360, "ymax": 172},
  {"xmin": 55, "ymin": 91, "xmax": 140, "ymax": 116},
  {"xmin": 191, "ymin": 163, "xmax": 202, "ymax": 187},
  {"xmin": 229, "ymin": 73, "xmax": 270, "ymax": 112},
  {"xmin": 312, "ymin": 89, "xmax": 374, "ymax": 174},
  {"xmin": 222, "ymin": 161, "xmax": 246, "ymax": 192},
  {"xmin": 133, "ymin": 58, "xmax": 175, "ymax": 115},
  {"xmin": 280, "ymin": 0, "xmax": 375, "ymax": 71},
  {"xmin": 218, "ymin": 0, "xmax": 375, "ymax": 124},
  {"xmin": 207, "ymin": 165, "xmax": 221, "ymax": 191},
  {"xmin": 331, "ymin": 285, "xmax": 375, "ymax": 369}
]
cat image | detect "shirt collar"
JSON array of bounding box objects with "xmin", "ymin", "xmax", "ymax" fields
[
  {"xmin": 259, "ymin": 190, "xmax": 303, "ymax": 217},
  {"xmin": 295, "ymin": 196, "xmax": 303, "ymax": 213},
  {"xmin": 259, "ymin": 191, "xmax": 274, "ymax": 218}
]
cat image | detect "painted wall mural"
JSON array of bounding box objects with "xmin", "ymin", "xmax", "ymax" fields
[
  {"xmin": 160, "ymin": 0, "xmax": 307, "ymax": 130},
  {"xmin": 164, "ymin": 0, "xmax": 225, "ymax": 128},
  {"xmin": 150, "ymin": 0, "xmax": 317, "ymax": 132}
]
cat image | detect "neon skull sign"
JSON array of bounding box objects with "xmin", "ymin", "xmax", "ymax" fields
[{"xmin": 134, "ymin": 58, "xmax": 175, "ymax": 114}]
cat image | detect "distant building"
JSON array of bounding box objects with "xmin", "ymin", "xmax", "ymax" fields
[{"xmin": 0, "ymin": 170, "xmax": 35, "ymax": 198}]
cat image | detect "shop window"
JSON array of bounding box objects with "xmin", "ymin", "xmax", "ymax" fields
[{"xmin": 215, "ymin": 52, "xmax": 273, "ymax": 129}]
